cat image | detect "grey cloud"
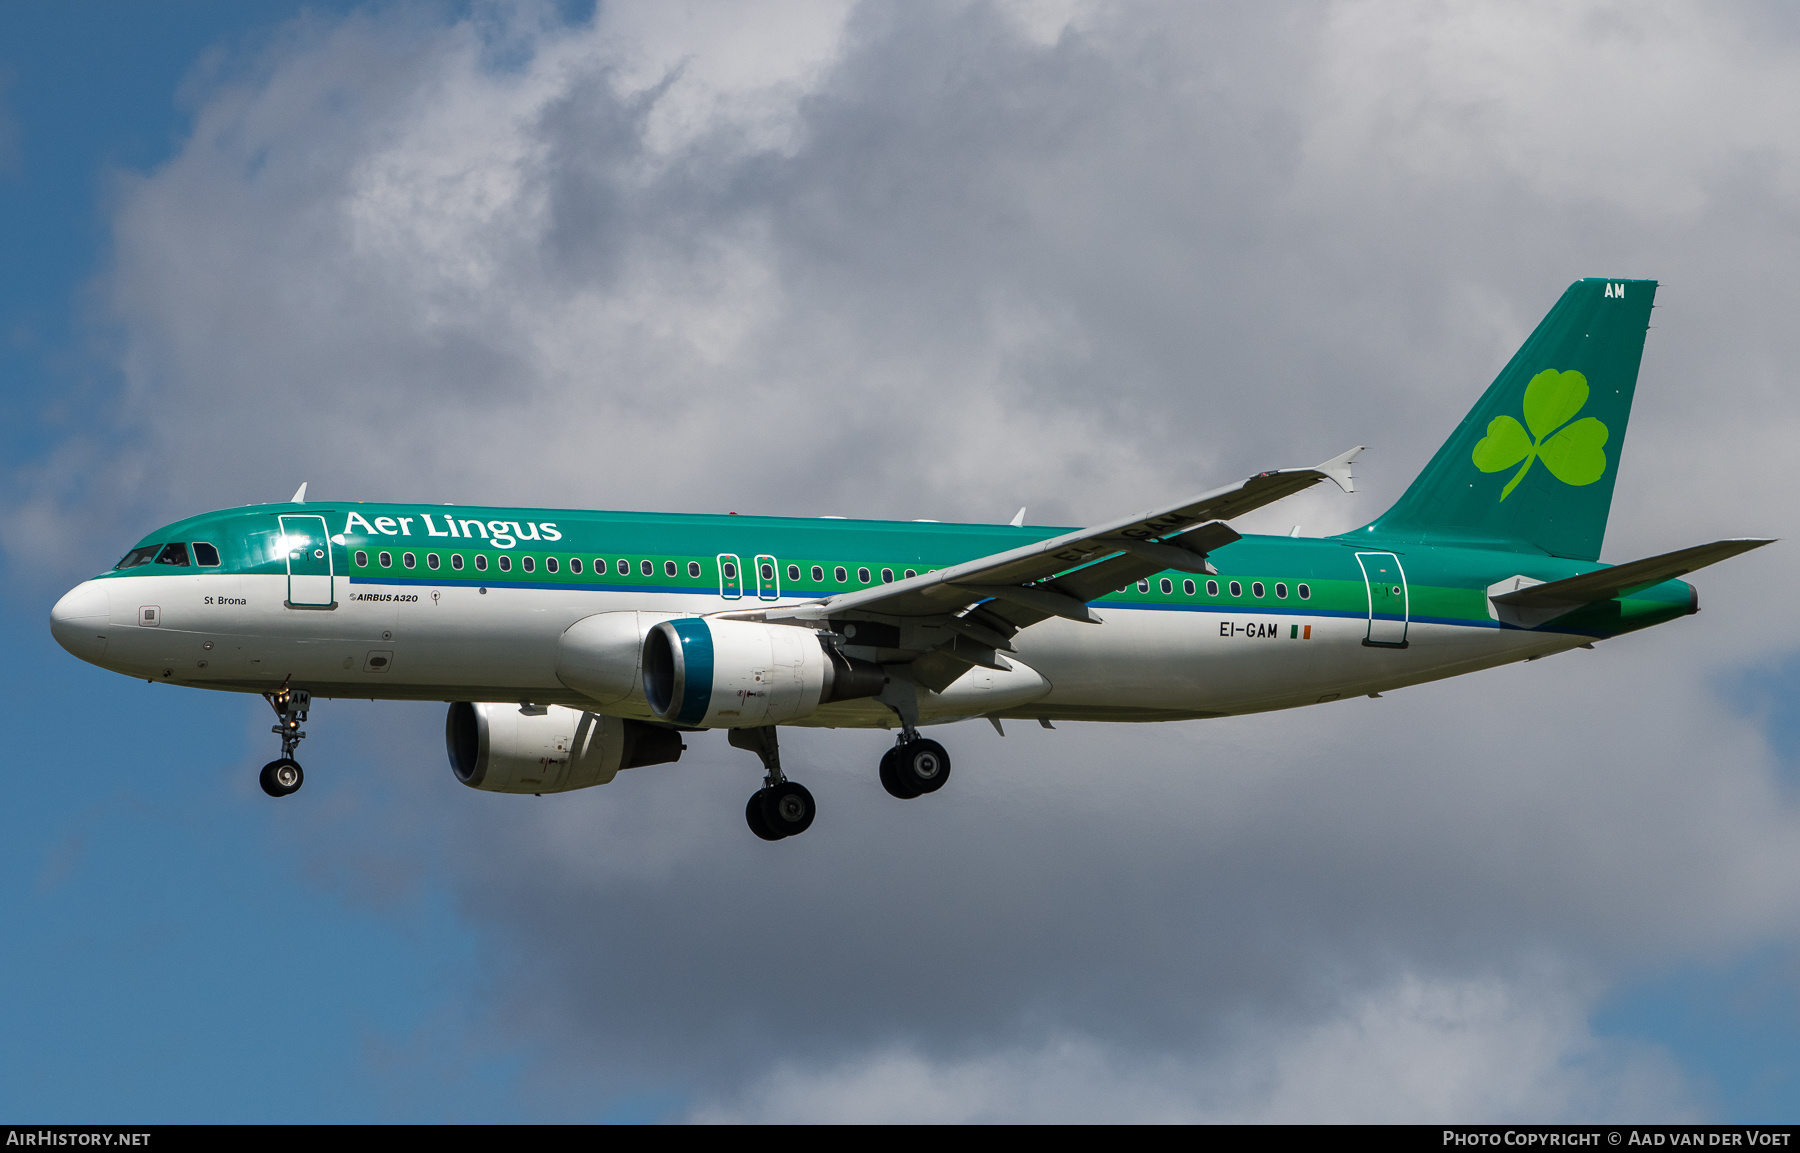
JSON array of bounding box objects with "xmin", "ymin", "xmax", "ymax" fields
[{"xmin": 32, "ymin": 0, "xmax": 1800, "ymax": 1119}]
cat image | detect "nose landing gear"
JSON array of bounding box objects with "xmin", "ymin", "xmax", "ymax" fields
[{"xmin": 260, "ymin": 682, "xmax": 310, "ymax": 798}]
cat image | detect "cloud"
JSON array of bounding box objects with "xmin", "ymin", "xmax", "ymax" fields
[
  {"xmin": 23, "ymin": 0, "xmax": 1800, "ymax": 1119},
  {"xmin": 690, "ymin": 973, "xmax": 1695, "ymax": 1122}
]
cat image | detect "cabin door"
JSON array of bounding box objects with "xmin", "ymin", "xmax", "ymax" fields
[
  {"xmin": 280, "ymin": 514, "xmax": 335, "ymax": 608},
  {"xmin": 1356, "ymin": 551, "xmax": 1408, "ymax": 647}
]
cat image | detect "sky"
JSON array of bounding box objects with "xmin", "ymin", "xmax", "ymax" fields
[{"xmin": 4, "ymin": 0, "xmax": 1800, "ymax": 1123}]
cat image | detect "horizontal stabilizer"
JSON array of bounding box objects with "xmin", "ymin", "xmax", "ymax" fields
[{"xmin": 1493, "ymin": 538, "xmax": 1774, "ymax": 613}]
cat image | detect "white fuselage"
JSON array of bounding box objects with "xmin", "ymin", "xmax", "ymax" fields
[{"xmin": 52, "ymin": 571, "xmax": 1581, "ymax": 726}]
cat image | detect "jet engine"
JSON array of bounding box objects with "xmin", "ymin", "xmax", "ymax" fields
[
  {"xmin": 445, "ymin": 702, "xmax": 684, "ymax": 794},
  {"xmin": 641, "ymin": 618, "xmax": 885, "ymax": 728}
]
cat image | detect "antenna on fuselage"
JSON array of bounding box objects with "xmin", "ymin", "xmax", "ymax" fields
[
  {"xmin": 1009, "ymin": 507, "xmax": 1026, "ymax": 527},
  {"xmin": 291, "ymin": 482, "xmax": 308, "ymax": 503}
]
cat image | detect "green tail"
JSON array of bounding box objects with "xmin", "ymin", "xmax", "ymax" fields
[{"xmin": 1351, "ymin": 277, "xmax": 1657, "ymax": 561}]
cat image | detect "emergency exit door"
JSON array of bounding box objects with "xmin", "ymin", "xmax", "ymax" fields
[
  {"xmin": 280, "ymin": 514, "xmax": 335, "ymax": 608},
  {"xmin": 717, "ymin": 554, "xmax": 743, "ymax": 600},
  {"xmin": 1356, "ymin": 551, "xmax": 1408, "ymax": 647}
]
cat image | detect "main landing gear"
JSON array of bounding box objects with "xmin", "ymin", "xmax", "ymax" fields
[
  {"xmin": 724, "ymin": 722, "xmax": 955, "ymax": 839},
  {"xmin": 259, "ymin": 682, "xmax": 310, "ymax": 798},
  {"xmin": 879, "ymin": 734, "xmax": 952, "ymax": 799},
  {"xmin": 731, "ymin": 726, "xmax": 815, "ymax": 841}
]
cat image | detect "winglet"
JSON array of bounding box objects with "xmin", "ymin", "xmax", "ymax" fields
[
  {"xmin": 291, "ymin": 482, "xmax": 308, "ymax": 504},
  {"xmin": 1315, "ymin": 447, "xmax": 1363, "ymax": 494},
  {"xmin": 1010, "ymin": 507, "xmax": 1026, "ymax": 527}
]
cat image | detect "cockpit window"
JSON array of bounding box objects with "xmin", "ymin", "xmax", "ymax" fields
[
  {"xmin": 155, "ymin": 543, "xmax": 191, "ymax": 567},
  {"xmin": 192, "ymin": 543, "xmax": 221, "ymax": 567},
  {"xmin": 116, "ymin": 546, "xmax": 159, "ymax": 569}
]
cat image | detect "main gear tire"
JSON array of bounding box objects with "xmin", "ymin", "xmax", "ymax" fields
[
  {"xmin": 746, "ymin": 790, "xmax": 784, "ymax": 840},
  {"xmin": 760, "ymin": 781, "xmax": 816, "ymax": 837},
  {"xmin": 891, "ymin": 739, "xmax": 950, "ymax": 796},
  {"xmin": 879, "ymin": 746, "xmax": 921, "ymax": 799}
]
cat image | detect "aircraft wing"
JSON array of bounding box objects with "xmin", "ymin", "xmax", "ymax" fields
[
  {"xmin": 728, "ymin": 446, "xmax": 1362, "ymax": 689},
  {"xmin": 1491, "ymin": 538, "xmax": 1774, "ymax": 614}
]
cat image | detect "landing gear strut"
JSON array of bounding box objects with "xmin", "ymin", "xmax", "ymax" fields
[
  {"xmin": 730, "ymin": 726, "xmax": 815, "ymax": 841},
  {"xmin": 873, "ymin": 677, "xmax": 952, "ymax": 799},
  {"xmin": 259, "ymin": 682, "xmax": 310, "ymax": 798}
]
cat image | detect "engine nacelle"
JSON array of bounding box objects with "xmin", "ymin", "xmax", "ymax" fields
[
  {"xmin": 642, "ymin": 619, "xmax": 885, "ymax": 728},
  {"xmin": 555, "ymin": 610, "xmax": 685, "ymax": 709},
  {"xmin": 445, "ymin": 702, "xmax": 684, "ymax": 794}
]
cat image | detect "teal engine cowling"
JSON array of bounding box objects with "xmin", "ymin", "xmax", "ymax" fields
[
  {"xmin": 641, "ymin": 619, "xmax": 885, "ymax": 728},
  {"xmin": 445, "ymin": 702, "xmax": 684, "ymax": 793}
]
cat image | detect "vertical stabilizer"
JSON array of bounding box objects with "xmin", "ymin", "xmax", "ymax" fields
[{"xmin": 1352, "ymin": 278, "xmax": 1656, "ymax": 560}]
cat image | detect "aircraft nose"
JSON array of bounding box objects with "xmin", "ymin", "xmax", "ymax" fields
[{"xmin": 50, "ymin": 581, "xmax": 110, "ymax": 663}]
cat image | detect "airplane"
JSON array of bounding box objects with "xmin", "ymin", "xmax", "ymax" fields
[{"xmin": 49, "ymin": 278, "xmax": 1770, "ymax": 840}]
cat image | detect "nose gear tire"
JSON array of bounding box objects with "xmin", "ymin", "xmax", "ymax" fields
[{"xmin": 259, "ymin": 758, "xmax": 304, "ymax": 797}]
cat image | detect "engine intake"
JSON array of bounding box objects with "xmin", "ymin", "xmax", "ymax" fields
[
  {"xmin": 445, "ymin": 702, "xmax": 684, "ymax": 793},
  {"xmin": 642, "ymin": 619, "xmax": 884, "ymax": 728}
]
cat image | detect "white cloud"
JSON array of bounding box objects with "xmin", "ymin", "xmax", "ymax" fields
[{"xmin": 690, "ymin": 972, "xmax": 1695, "ymax": 1123}]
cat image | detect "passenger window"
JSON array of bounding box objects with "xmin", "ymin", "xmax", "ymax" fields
[
  {"xmin": 192, "ymin": 543, "xmax": 221, "ymax": 567},
  {"xmin": 155, "ymin": 543, "xmax": 191, "ymax": 567},
  {"xmin": 475, "ymin": 554, "xmax": 488, "ymax": 571},
  {"xmin": 1183, "ymin": 579, "xmax": 1195, "ymax": 595},
  {"xmin": 1160, "ymin": 578, "xmax": 1173, "ymax": 594},
  {"xmin": 665, "ymin": 560, "xmax": 677, "ymax": 578},
  {"xmin": 812, "ymin": 565, "xmax": 824, "ymax": 582},
  {"xmin": 427, "ymin": 554, "xmax": 440, "ymax": 570},
  {"xmin": 378, "ymin": 551, "xmax": 392, "ymax": 568},
  {"xmin": 547, "ymin": 557, "xmax": 558, "ymax": 573},
  {"xmin": 881, "ymin": 568, "xmax": 893, "ymax": 583},
  {"xmin": 1228, "ymin": 581, "xmax": 1241, "ymax": 597},
  {"xmin": 617, "ymin": 559, "xmax": 629, "ymax": 576},
  {"xmin": 1137, "ymin": 579, "xmax": 1149, "ymax": 593},
  {"xmin": 1206, "ymin": 580, "xmax": 1218, "ymax": 596},
  {"xmin": 498, "ymin": 556, "xmax": 512, "ymax": 572},
  {"xmin": 640, "ymin": 560, "xmax": 653, "ymax": 577},
  {"xmin": 355, "ymin": 550, "xmax": 369, "ymax": 567},
  {"xmin": 787, "ymin": 564, "xmax": 800, "ymax": 581},
  {"xmin": 1275, "ymin": 582, "xmax": 1287, "ymax": 599},
  {"xmin": 571, "ymin": 558, "xmax": 583, "ymax": 574},
  {"xmin": 1252, "ymin": 582, "xmax": 1265, "ymax": 598},
  {"xmin": 451, "ymin": 554, "xmax": 464, "ymax": 570},
  {"xmin": 857, "ymin": 567, "xmax": 871, "ymax": 583},
  {"xmin": 904, "ymin": 569, "xmax": 916, "ymax": 579},
  {"xmin": 835, "ymin": 566, "xmax": 847, "ymax": 583},
  {"xmin": 1298, "ymin": 583, "xmax": 1311, "ymax": 599},
  {"xmin": 688, "ymin": 561, "xmax": 701, "ymax": 578},
  {"xmin": 403, "ymin": 552, "xmax": 416, "ymax": 569},
  {"xmin": 116, "ymin": 546, "xmax": 160, "ymax": 569},
  {"xmin": 522, "ymin": 556, "xmax": 535, "ymax": 573}
]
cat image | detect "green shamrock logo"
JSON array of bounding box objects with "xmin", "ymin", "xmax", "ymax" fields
[{"xmin": 1471, "ymin": 368, "xmax": 1610, "ymax": 501}]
